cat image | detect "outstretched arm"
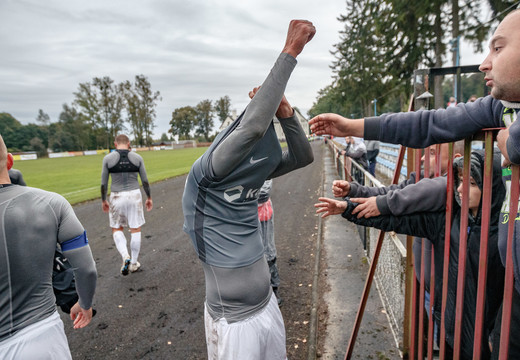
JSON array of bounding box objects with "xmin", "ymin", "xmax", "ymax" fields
[
  {"xmin": 210, "ymin": 20, "xmax": 315, "ymax": 179},
  {"xmin": 342, "ymin": 199, "xmax": 443, "ymax": 241}
]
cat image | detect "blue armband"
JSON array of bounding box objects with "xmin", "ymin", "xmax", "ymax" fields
[{"xmin": 61, "ymin": 230, "xmax": 88, "ymax": 251}]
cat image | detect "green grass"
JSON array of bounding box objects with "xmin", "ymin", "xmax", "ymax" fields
[{"xmin": 14, "ymin": 147, "xmax": 208, "ymax": 204}]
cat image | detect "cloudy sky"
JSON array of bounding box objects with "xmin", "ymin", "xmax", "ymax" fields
[{"xmin": 1, "ymin": 0, "xmax": 489, "ymax": 138}]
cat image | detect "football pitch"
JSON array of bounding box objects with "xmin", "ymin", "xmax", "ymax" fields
[{"xmin": 13, "ymin": 147, "xmax": 208, "ymax": 204}]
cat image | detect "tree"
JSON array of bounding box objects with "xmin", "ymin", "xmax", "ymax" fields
[
  {"xmin": 92, "ymin": 76, "xmax": 125, "ymax": 149},
  {"xmin": 195, "ymin": 99, "xmax": 214, "ymax": 141},
  {"xmin": 0, "ymin": 113, "xmax": 22, "ymax": 150},
  {"xmin": 55, "ymin": 103, "xmax": 91, "ymax": 151},
  {"xmin": 169, "ymin": 106, "xmax": 197, "ymax": 140},
  {"xmin": 160, "ymin": 133, "xmax": 170, "ymax": 142},
  {"xmin": 73, "ymin": 81, "xmax": 101, "ymax": 149},
  {"xmin": 134, "ymin": 75, "xmax": 161, "ymax": 147},
  {"xmin": 215, "ymin": 96, "xmax": 231, "ymax": 124},
  {"xmin": 36, "ymin": 109, "xmax": 50, "ymax": 126}
]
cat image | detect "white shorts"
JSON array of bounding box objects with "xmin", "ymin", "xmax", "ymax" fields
[
  {"xmin": 204, "ymin": 293, "xmax": 287, "ymax": 360},
  {"xmin": 0, "ymin": 311, "xmax": 71, "ymax": 360},
  {"xmin": 109, "ymin": 189, "xmax": 145, "ymax": 229}
]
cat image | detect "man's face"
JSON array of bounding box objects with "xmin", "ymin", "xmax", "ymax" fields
[
  {"xmin": 479, "ymin": 11, "xmax": 520, "ymax": 101},
  {"xmin": 457, "ymin": 175, "xmax": 482, "ymax": 217},
  {"xmin": 422, "ymin": 144, "xmax": 450, "ymax": 177}
]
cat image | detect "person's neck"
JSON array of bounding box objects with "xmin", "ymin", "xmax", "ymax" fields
[{"xmin": 0, "ymin": 174, "xmax": 11, "ymax": 184}]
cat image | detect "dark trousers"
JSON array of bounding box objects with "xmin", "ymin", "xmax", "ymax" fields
[{"xmin": 491, "ymin": 288, "xmax": 520, "ymax": 359}]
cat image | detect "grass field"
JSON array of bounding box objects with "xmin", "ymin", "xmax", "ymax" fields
[{"xmin": 13, "ymin": 147, "xmax": 208, "ymax": 204}]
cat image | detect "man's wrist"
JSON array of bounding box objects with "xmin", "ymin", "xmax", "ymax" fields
[{"xmin": 276, "ymin": 105, "xmax": 294, "ymax": 119}]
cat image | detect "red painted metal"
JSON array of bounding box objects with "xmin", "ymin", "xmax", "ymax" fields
[
  {"xmin": 498, "ymin": 165, "xmax": 520, "ymax": 360},
  {"xmin": 439, "ymin": 143, "xmax": 455, "ymax": 360},
  {"xmin": 453, "ymin": 140, "xmax": 472, "ymax": 358},
  {"xmin": 472, "ymin": 131, "xmax": 495, "ymax": 360},
  {"xmin": 344, "ymin": 145, "xmax": 407, "ymax": 360}
]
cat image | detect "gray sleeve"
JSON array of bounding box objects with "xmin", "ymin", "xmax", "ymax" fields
[
  {"xmin": 63, "ymin": 245, "xmax": 97, "ymax": 309},
  {"xmin": 54, "ymin": 194, "xmax": 97, "ymax": 309},
  {"xmin": 363, "ymin": 96, "xmax": 503, "ymax": 147},
  {"xmin": 376, "ymin": 176, "xmax": 448, "ymax": 216},
  {"xmin": 137, "ymin": 154, "xmax": 151, "ymax": 198},
  {"xmin": 349, "ymin": 173, "xmax": 418, "ymax": 198},
  {"xmin": 101, "ymin": 157, "xmax": 110, "ymax": 188},
  {"xmin": 269, "ymin": 114, "xmax": 314, "ymax": 179},
  {"xmin": 210, "ymin": 53, "xmax": 297, "ymax": 178}
]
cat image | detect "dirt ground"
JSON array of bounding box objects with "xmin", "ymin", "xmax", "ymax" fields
[{"xmin": 62, "ymin": 142, "xmax": 326, "ymax": 359}]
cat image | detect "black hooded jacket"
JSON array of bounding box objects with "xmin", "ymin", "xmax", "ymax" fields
[{"xmin": 342, "ymin": 150, "xmax": 505, "ymax": 359}]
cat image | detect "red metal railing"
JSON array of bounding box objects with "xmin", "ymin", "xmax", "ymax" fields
[{"xmin": 326, "ymin": 128, "xmax": 519, "ymax": 359}]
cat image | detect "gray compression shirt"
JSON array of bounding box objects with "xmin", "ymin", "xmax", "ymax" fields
[
  {"xmin": 182, "ymin": 53, "xmax": 314, "ymax": 322},
  {"xmin": 0, "ymin": 185, "xmax": 97, "ymax": 341},
  {"xmin": 101, "ymin": 150, "xmax": 150, "ymax": 198}
]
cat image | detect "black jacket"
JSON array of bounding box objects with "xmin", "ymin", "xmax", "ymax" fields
[{"xmin": 342, "ymin": 150, "xmax": 505, "ymax": 359}]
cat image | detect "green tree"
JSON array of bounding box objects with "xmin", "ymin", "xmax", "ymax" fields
[
  {"xmin": 195, "ymin": 99, "xmax": 214, "ymax": 141},
  {"xmin": 35, "ymin": 109, "xmax": 51, "ymax": 149},
  {"xmin": 134, "ymin": 75, "xmax": 161, "ymax": 147},
  {"xmin": 0, "ymin": 113, "xmax": 22, "ymax": 150},
  {"xmin": 73, "ymin": 81, "xmax": 102, "ymax": 149},
  {"xmin": 169, "ymin": 106, "xmax": 197, "ymax": 140},
  {"xmin": 160, "ymin": 133, "xmax": 170, "ymax": 142},
  {"xmin": 215, "ymin": 96, "xmax": 231, "ymax": 124}
]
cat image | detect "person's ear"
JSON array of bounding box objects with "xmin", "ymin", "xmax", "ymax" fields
[{"xmin": 7, "ymin": 153, "xmax": 13, "ymax": 170}]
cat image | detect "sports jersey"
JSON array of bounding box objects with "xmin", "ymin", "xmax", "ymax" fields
[
  {"xmin": 182, "ymin": 52, "xmax": 313, "ymax": 325},
  {"xmin": 0, "ymin": 185, "xmax": 97, "ymax": 342},
  {"xmin": 101, "ymin": 150, "xmax": 149, "ymax": 194}
]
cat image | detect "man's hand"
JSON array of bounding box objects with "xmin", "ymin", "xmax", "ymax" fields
[
  {"xmin": 309, "ymin": 114, "xmax": 365, "ymax": 138},
  {"xmin": 145, "ymin": 198, "xmax": 153, "ymax": 211},
  {"xmin": 70, "ymin": 302, "xmax": 93, "ymax": 329},
  {"xmin": 332, "ymin": 180, "xmax": 350, "ymax": 197},
  {"xmin": 497, "ymin": 128, "xmax": 512, "ymax": 167},
  {"xmin": 314, "ymin": 197, "xmax": 347, "ymax": 218},
  {"xmin": 282, "ymin": 20, "xmax": 316, "ymax": 58},
  {"xmin": 350, "ymin": 197, "xmax": 380, "ymax": 218},
  {"xmin": 102, "ymin": 200, "xmax": 110, "ymax": 213},
  {"xmin": 249, "ymin": 86, "xmax": 293, "ymax": 119}
]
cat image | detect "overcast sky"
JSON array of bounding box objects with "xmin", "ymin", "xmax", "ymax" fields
[{"xmin": 1, "ymin": 0, "xmax": 489, "ymax": 138}]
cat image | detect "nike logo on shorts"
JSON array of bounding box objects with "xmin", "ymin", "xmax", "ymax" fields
[{"xmin": 250, "ymin": 156, "xmax": 268, "ymax": 165}]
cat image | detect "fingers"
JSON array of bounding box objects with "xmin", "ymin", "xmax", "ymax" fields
[
  {"xmin": 332, "ymin": 180, "xmax": 349, "ymax": 197},
  {"xmin": 248, "ymin": 86, "xmax": 261, "ymax": 99},
  {"xmin": 73, "ymin": 308, "xmax": 93, "ymax": 329},
  {"xmin": 283, "ymin": 20, "xmax": 316, "ymax": 58}
]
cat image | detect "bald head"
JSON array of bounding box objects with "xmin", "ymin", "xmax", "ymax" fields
[{"xmin": 479, "ymin": 9, "xmax": 520, "ymax": 101}]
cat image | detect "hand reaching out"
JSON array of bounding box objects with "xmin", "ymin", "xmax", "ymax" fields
[
  {"xmin": 314, "ymin": 197, "xmax": 347, "ymax": 218},
  {"xmin": 332, "ymin": 180, "xmax": 350, "ymax": 197},
  {"xmin": 350, "ymin": 197, "xmax": 380, "ymax": 218}
]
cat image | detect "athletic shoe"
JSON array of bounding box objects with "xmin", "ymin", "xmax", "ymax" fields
[
  {"xmin": 121, "ymin": 257, "xmax": 131, "ymax": 276},
  {"xmin": 129, "ymin": 261, "xmax": 141, "ymax": 273}
]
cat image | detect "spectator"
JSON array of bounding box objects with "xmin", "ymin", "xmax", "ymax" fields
[
  {"xmin": 316, "ymin": 150, "xmax": 506, "ymax": 359},
  {"xmin": 309, "ymin": 9, "xmax": 520, "ymax": 358},
  {"xmin": 447, "ymin": 96, "xmax": 457, "ymax": 107},
  {"xmin": 365, "ymin": 140, "xmax": 379, "ymax": 177}
]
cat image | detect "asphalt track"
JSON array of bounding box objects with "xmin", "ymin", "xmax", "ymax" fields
[{"xmin": 62, "ymin": 142, "xmax": 325, "ymax": 359}]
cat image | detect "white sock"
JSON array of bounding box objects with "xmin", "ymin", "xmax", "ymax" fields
[
  {"xmin": 130, "ymin": 232, "xmax": 141, "ymax": 264},
  {"xmin": 113, "ymin": 231, "xmax": 129, "ymax": 260}
]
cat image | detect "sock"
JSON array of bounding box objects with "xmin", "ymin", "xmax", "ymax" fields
[
  {"xmin": 130, "ymin": 232, "xmax": 141, "ymax": 264},
  {"xmin": 113, "ymin": 231, "xmax": 129, "ymax": 260}
]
